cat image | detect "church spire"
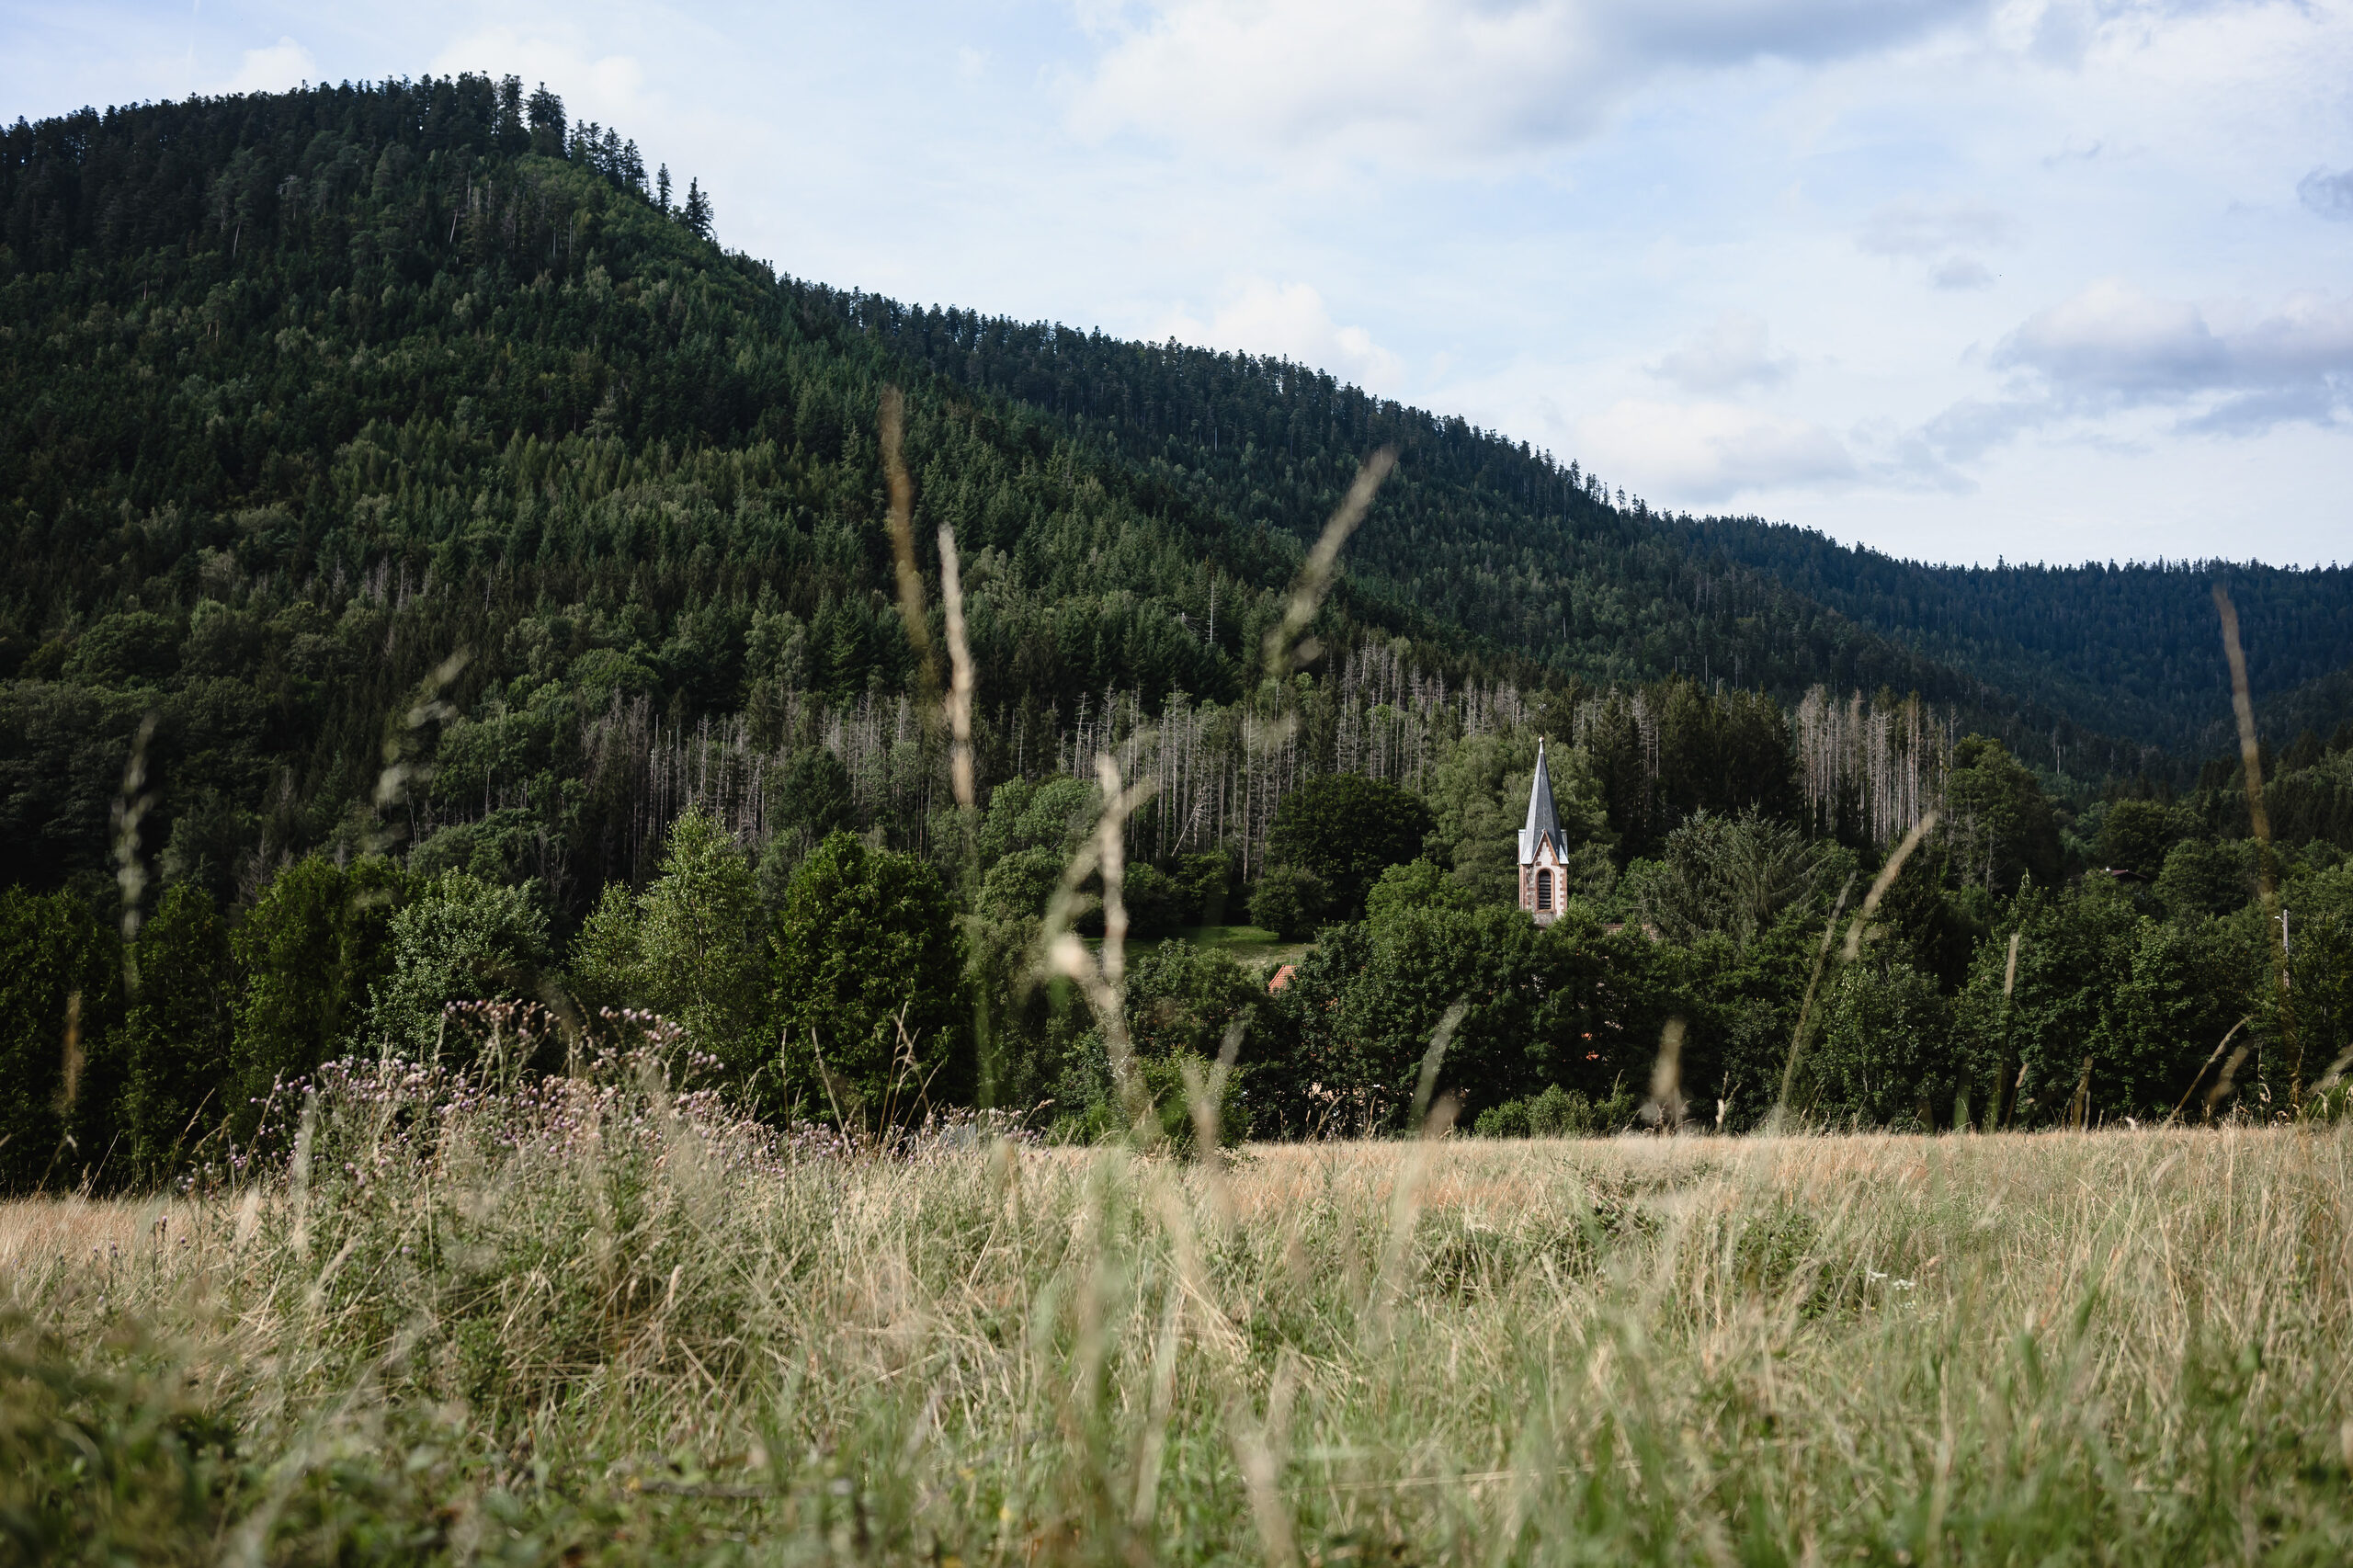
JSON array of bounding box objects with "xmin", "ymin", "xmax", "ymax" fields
[{"xmin": 1518, "ymin": 737, "xmax": 1560, "ymax": 864}]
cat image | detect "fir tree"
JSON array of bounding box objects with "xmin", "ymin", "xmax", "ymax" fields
[{"xmin": 526, "ymin": 83, "xmax": 566, "ymax": 156}]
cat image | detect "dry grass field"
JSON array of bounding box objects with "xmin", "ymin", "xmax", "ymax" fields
[{"xmin": 5, "ymin": 1070, "xmax": 2352, "ymax": 1565}]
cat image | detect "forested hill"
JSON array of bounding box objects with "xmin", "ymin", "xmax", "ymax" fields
[
  {"xmin": 1662, "ymin": 516, "xmax": 2353, "ymax": 756},
  {"xmin": 0, "ymin": 75, "xmax": 2302, "ymax": 903},
  {"xmin": 779, "ymin": 290, "xmax": 2138, "ymax": 763},
  {"xmin": 0, "ymin": 83, "xmax": 2152, "ymax": 728}
]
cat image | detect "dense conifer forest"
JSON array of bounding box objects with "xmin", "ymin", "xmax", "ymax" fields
[
  {"xmin": 1663, "ymin": 515, "xmax": 2353, "ymax": 756},
  {"xmin": 4, "ymin": 79, "xmax": 2351, "ymax": 1190}
]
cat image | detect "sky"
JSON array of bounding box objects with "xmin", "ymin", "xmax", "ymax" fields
[{"xmin": 5, "ymin": 1, "xmax": 2349, "ymax": 568}]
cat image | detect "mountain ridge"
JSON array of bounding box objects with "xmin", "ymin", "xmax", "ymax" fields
[{"xmin": 1658, "ymin": 515, "xmax": 2353, "ymax": 756}]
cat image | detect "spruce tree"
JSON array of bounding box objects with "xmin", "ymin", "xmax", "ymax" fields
[
  {"xmin": 526, "ymin": 83, "xmax": 566, "ymax": 156},
  {"xmin": 495, "ymin": 74, "xmax": 527, "ymax": 151}
]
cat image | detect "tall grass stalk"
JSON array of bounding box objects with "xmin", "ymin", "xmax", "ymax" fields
[
  {"xmin": 936, "ymin": 523, "xmax": 978, "ymax": 813},
  {"xmin": 1769, "ymin": 874, "xmax": 1853, "ymax": 1130},
  {"xmin": 878, "ymin": 387, "xmax": 935, "ymax": 693},
  {"xmin": 1040, "ymin": 756, "xmax": 1156, "ymax": 1131},
  {"xmin": 1768, "ymin": 813, "xmax": 1938, "ymax": 1132},
  {"xmin": 1995, "ymin": 930, "xmax": 2021, "ymax": 1129},
  {"xmin": 2215, "ymin": 581, "xmax": 2301, "ymax": 1104},
  {"xmin": 1261, "ymin": 448, "xmax": 1397, "ymax": 683}
]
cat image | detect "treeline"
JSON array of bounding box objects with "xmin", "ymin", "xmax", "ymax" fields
[
  {"xmin": 0, "ymin": 816, "xmax": 965, "ymax": 1192},
  {"xmin": 3, "ymin": 73, "xmax": 698, "ymax": 272},
  {"xmin": 8, "ymin": 710, "xmax": 2351, "ymax": 1193}
]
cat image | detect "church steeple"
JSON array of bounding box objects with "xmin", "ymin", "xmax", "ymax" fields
[
  {"xmin": 1518, "ymin": 739, "xmax": 1565, "ymax": 926},
  {"xmin": 1518, "ymin": 737, "xmax": 1561, "ymax": 864}
]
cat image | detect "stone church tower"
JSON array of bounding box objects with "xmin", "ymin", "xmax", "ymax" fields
[{"xmin": 1518, "ymin": 738, "xmax": 1568, "ymax": 926}]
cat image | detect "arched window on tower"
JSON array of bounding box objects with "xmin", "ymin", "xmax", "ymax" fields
[{"xmin": 1536, "ymin": 868, "xmax": 1552, "ymax": 912}]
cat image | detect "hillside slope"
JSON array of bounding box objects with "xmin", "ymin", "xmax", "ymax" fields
[
  {"xmin": 1662, "ymin": 516, "xmax": 2353, "ymax": 755},
  {"xmin": 0, "ymin": 76, "xmax": 2261, "ymax": 901},
  {"xmin": 794, "ymin": 292, "xmax": 2171, "ymax": 773}
]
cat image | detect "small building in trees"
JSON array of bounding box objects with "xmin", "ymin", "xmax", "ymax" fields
[{"xmin": 1518, "ymin": 738, "xmax": 1569, "ymax": 927}]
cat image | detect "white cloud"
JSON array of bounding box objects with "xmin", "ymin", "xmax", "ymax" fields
[
  {"xmin": 1070, "ymin": 0, "xmax": 1989, "ymax": 162},
  {"xmin": 1995, "ymin": 280, "xmax": 2224, "ymax": 395},
  {"xmin": 1577, "ymin": 396, "xmax": 1856, "ymax": 503},
  {"xmin": 1649, "ymin": 312, "xmax": 1792, "ymax": 393},
  {"xmin": 1154, "ymin": 278, "xmax": 1404, "ymax": 387},
  {"xmin": 222, "ymin": 37, "xmax": 316, "ymax": 95},
  {"xmin": 1997, "ymin": 279, "xmax": 2353, "ymax": 405},
  {"xmin": 1925, "ymin": 279, "xmax": 2353, "ymax": 455}
]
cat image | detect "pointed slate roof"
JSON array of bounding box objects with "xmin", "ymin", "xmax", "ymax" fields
[{"xmin": 1518, "ymin": 738, "xmax": 1563, "ymax": 865}]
